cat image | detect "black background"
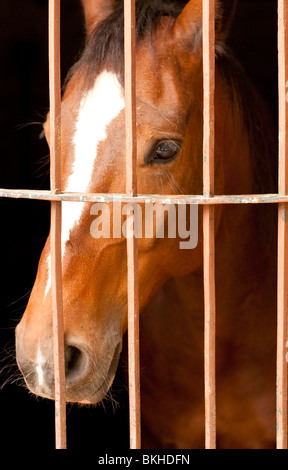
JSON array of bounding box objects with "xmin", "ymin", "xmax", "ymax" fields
[{"xmin": 0, "ymin": 0, "xmax": 277, "ymax": 452}]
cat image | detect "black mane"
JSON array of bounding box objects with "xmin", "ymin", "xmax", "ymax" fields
[{"xmin": 68, "ymin": 0, "xmax": 187, "ymax": 87}]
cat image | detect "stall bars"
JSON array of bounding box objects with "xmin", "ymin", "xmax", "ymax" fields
[{"xmin": 0, "ymin": 0, "xmax": 287, "ymax": 450}]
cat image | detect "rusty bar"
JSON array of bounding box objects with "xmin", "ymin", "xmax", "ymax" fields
[
  {"xmin": 202, "ymin": 0, "xmax": 216, "ymax": 449},
  {"xmin": 124, "ymin": 0, "xmax": 141, "ymax": 449},
  {"xmin": 49, "ymin": 0, "xmax": 67, "ymax": 449},
  {"xmin": 277, "ymin": 0, "xmax": 288, "ymax": 450},
  {"xmin": 4, "ymin": 189, "xmax": 288, "ymax": 205}
]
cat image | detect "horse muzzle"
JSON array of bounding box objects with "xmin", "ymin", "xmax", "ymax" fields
[{"xmin": 15, "ymin": 326, "xmax": 122, "ymax": 404}]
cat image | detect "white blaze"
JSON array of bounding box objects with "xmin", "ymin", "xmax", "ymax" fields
[
  {"xmin": 45, "ymin": 70, "xmax": 125, "ymax": 297},
  {"xmin": 35, "ymin": 345, "xmax": 45, "ymax": 387},
  {"xmin": 45, "ymin": 254, "xmax": 51, "ymax": 298},
  {"xmin": 62, "ymin": 70, "xmax": 125, "ymax": 251}
]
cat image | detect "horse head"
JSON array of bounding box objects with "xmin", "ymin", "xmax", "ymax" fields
[{"xmin": 16, "ymin": 0, "xmax": 237, "ymax": 404}]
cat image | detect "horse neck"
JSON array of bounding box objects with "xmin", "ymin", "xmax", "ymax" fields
[
  {"xmin": 139, "ymin": 63, "xmax": 276, "ymax": 394},
  {"xmin": 214, "ymin": 68, "xmax": 255, "ymax": 196},
  {"xmin": 160, "ymin": 63, "xmax": 276, "ymax": 320}
]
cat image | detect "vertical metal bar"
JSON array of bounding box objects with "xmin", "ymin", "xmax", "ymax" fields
[
  {"xmin": 49, "ymin": 0, "xmax": 67, "ymax": 449},
  {"xmin": 124, "ymin": 0, "xmax": 141, "ymax": 449},
  {"xmin": 277, "ymin": 0, "xmax": 288, "ymax": 450},
  {"xmin": 202, "ymin": 0, "xmax": 216, "ymax": 449}
]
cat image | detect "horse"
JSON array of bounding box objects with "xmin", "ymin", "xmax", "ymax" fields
[{"xmin": 15, "ymin": 0, "xmax": 277, "ymax": 448}]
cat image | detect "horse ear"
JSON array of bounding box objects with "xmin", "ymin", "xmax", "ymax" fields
[
  {"xmin": 215, "ymin": 0, "xmax": 238, "ymax": 41},
  {"xmin": 81, "ymin": 0, "xmax": 115, "ymax": 34},
  {"xmin": 173, "ymin": 0, "xmax": 237, "ymax": 53}
]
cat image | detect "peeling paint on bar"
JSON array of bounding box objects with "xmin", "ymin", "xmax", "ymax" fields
[{"xmin": 1, "ymin": 188, "xmax": 288, "ymax": 205}]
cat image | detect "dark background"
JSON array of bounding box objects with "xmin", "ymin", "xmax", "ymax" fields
[{"xmin": 0, "ymin": 0, "xmax": 277, "ymax": 452}]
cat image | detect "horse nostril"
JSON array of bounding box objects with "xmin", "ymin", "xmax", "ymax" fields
[
  {"xmin": 65, "ymin": 344, "xmax": 88, "ymax": 383},
  {"xmin": 65, "ymin": 345, "xmax": 81, "ymax": 372}
]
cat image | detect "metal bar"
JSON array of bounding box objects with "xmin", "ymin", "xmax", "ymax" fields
[
  {"xmin": 276, "ymin": 0, "xmax": 288, "ymax": 450},
  {"xmin": 48, "ymin": 0, "xmax": 67, "ymax": 449},
  {"xmin": 202, "ymin": 0, "xmax": 216, "ymax": 449},
  {"xmin": 2, "ymin": 189, "xmax": 288, "ymax": 205},
  {"xmin": 124, "ymin": 0, "xmax": 141, "ymax": 449}
]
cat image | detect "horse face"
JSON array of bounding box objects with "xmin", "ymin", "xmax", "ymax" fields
[{"xmin": 16, "ymin": 0, "xmax": 233, "ymax": 404}]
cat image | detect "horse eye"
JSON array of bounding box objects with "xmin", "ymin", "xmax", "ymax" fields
[{"xmin": 148, "ymin": 140, "xmax": 180, "ymax": 164}]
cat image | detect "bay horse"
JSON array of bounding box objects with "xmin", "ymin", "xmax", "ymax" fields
[{"xmin": 15, "ymin": 0, "xmax": 277, "ymax": 448}]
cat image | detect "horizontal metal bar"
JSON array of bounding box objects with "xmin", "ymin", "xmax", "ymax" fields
[{"xmin": 0, "ymin": 188, "xmax": 287, "ymax": 205}]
